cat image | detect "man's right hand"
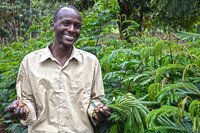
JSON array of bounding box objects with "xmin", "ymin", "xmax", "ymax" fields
[
  {"xmin": 92, "ymin": 103, "xmax": 111, "ymax": 122},
  {"xmin": 6, "ymin": 100, "xmax": 29, "ymax": 120}
]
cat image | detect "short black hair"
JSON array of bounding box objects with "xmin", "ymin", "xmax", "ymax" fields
[{"xmin": 53, "ymin": 5, "xmax": 81, "ymax": 22}]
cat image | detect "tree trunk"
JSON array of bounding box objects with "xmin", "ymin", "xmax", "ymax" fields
[
  {"xmin": 139, "ymin": 3, "xmax": 144, "ymax": 33},
  {"xmin": 117, "ymin": 0, "xmax": 133, "ymax": 40}
]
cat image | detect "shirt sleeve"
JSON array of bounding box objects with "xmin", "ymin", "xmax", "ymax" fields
[
  {"xmin": 16, "ymin": 57, "xmax": 37, "ymax": 125},
  {"xmin": 87, "ymin": 59, "xmax": 105, "ymax": 125}
]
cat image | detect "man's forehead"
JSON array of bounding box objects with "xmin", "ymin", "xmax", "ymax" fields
[
  {"xmin": 58, "ymin": 7, "xmax": 79, "ymax": 16},
  {"xmin": 60, "ymin": 7, "xmax": 75, "ymax": 12},
  {"xmin": 57, "ymin": 7, "xmax": 81, "ymax": 21}
]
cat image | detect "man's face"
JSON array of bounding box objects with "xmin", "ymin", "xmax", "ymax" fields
[{"xmin": 52, "ymin": 7, "xmax": 82, "ymax": 47}]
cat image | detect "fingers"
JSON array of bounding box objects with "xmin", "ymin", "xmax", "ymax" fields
[
  {"xmin": 6, "ymin": 105, "xmax": 16, "ymax": 112},
  {"xmin": 97, "ymin": 104, "xmax": 111, "ymax": 117},
  {"xmin": 92, "ymin": 103, "xmax": 111, "ymax": 122},
  {"xmin": 6, "ymin": 100, "xmax": 29, "ymax": 120},
  {"xmin": 92, "ymin": 108, "xmax": 104, "ymax": 121},
  {"xmin": 6, "ymin": 100, "xmax": 19, "ymax": 112},
  {"xmin": 13, "ymin": 107, "xmax": 27, "ymax": 119}
]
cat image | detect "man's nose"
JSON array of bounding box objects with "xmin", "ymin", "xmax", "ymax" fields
[{"xmin": 68, "ymin": 24, "xmax": 75, "ymax": 32}]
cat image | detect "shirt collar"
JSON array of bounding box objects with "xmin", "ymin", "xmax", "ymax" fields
[{"xmin": 39, "ymin": 44, "xmax": 82, "ymax": 63}]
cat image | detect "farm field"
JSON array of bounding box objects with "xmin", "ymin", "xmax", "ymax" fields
[{"xmin": 0, "ymin": 0, "xmax": 200, "ymax": 133}]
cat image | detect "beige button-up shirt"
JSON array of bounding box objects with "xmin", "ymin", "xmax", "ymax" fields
[{"xmin": 16, "ymin": 45, "xmax": 104, "ymax": 133}]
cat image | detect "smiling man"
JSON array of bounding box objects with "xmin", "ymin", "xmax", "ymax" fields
[{"xmin": 7, "ymin": 5, "xmax": 111, "ymax": 133}]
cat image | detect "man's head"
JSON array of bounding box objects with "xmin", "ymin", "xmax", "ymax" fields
[
  {"xmin": 53, "ymin": 5, "xmax": 82, "ymax": 22},
  {"xmin": 51, "ymin": 5, "xmax": 82, "ymax": 47}
]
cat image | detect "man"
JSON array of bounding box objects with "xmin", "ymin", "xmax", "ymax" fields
[{"xmin": 7, "ymin": 5, "xmax": 111, "ymax": 133}]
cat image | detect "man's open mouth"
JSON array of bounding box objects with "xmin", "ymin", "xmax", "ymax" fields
[
  {"xmin": 64, "ymin": 35, "xmax": 74, "ymax": 41},
  {"xmin": 62, "ymin": 31, "xmax": 74, "ymax": 41}
]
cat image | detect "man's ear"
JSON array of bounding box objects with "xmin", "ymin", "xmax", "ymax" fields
[{"xmin": 50, "ymin": 21, "xmax": 54, "ymax": 27}]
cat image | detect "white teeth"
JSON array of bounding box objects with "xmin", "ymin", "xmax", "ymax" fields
[{"xmin": 64, "ymin": 35, "xmax": 73, "ymax": 40}]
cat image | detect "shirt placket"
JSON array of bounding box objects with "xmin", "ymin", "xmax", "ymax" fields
[
  {"xmin": 58, "ymin": 66, "xmax": 70, "ymax": 133},
  {"xmin": 58, "ymin": 69, "xmax": 64, "ymax": 132}
]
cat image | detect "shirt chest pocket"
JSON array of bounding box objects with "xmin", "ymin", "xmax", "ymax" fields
[{"xmin": 70, "ymin": 80, "xmax": 92, "ymax": 105}]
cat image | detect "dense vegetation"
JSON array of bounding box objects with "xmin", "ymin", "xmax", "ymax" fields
[{"xmin": 0, "ymin": 0, "xmax": 200, "ymax": 133}]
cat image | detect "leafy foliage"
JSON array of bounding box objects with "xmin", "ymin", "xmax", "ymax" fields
[
  {"xmin": 151, "ymin": 0, "xmax": 200, "ymax": 31},
  {"xmin": 108, "ymin": 93, "xmax": 149, "ymax": 133},
  {"xmin": 99, "ymin": 33, "xmax": 200, "ymax": 132},
  {"xmin": 146, "ymin": 105, "xmax": 192, "ymax": 133},
  {"xmin": 0, "ymin": 19, "xmax": 48, "ymax": 132},
  {"xmin": 0, "ymin": 0, "xmax": 200, "ymax": 133},
  {"xmin": 189, "ymin": 100, "xmax": 200, "ymax": 132},
  {"xmin": 176, "ymin": 31, "xmax": 200, "ymax": 41},
  {"xmin": 0, "ymin": 0, "xmax": 34, "ymax": 44},
  {"xmin": 96, "ymin": 93, "xmax": 149, "ymax": 133}
]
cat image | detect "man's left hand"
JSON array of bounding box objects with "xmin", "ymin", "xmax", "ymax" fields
[{"xmin": 92, "ymin": 103, "xmax": 111, "ymax": 122}]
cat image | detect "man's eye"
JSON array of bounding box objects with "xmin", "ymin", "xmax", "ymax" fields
[
  {"xmin": 75, "ymin": 25, "xmax": 81, "ymax": 29},
  {"xmin": 63, "ymin": 23, "xmax": 70, "ymax": 26}
]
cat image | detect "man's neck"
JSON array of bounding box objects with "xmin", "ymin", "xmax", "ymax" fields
[{"xmin": 50, "ymin": 43, "xmax": 73, "ymax": 66}]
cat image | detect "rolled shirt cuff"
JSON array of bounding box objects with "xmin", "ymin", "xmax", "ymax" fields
[
  {"xmin": 88, "ymin": 101, "xmax": 101, "ymax": 125},
  {"xmin": 20, "ymin": 100, "xmax": 37, "ymax": 126}
]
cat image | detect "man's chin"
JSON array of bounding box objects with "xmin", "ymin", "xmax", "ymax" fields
[
  {"xmin": 60, "ymin": 38, "xmax": 78, "ymax": 47},
  {"xmin": 61, "ymin": 41, "xmax": 74, "ymax": 48}
]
